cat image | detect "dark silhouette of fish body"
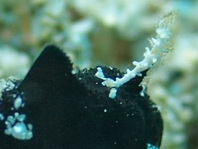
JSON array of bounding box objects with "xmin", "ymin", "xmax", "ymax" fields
[{"xmin": 0, "ymin": 45, "xmax": 163, "ymax": 149}]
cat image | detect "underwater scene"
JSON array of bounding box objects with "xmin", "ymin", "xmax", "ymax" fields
[{"xmin": 0, "ymin": 0, "xmax": 198, "ymax": 149}]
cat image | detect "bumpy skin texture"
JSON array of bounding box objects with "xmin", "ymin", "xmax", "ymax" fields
[{"xmin": 0, "ymin": 45, "xmax": 163, "ymax": 149}]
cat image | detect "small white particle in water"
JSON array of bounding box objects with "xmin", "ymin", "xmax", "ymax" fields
[
  {"xmin": 27, "ymin": 124, "xmax": 33, "ymax": 130},
  {"xmin": 0, "ymin": 113, "xmax": 4, "ymax": 121},
  {"xmin": 95, "ymin": 67, "xmax": 105, "ymax": 80},
  {"xmin": 101, "ymin": 82, "xmax": 106, "ymax": 86},
  {"xmin": 12, "ymin": 94, "xmax": 16, "ymax": 98},
  {"xmin": 13, "ymin": 123, "xmax": 25, "ymax": 133},
  {"xmin": 9, "ymin": 122, "xmax": 33, "ymax": 140},
  {"xmin": 14, "ymin": 112, "xmax": 19, "ymax": 117},
  {"xmin": 12, "ymin": 122, "xmax": 29, "ymax": 140},
  {"xmin": 109, "ymin": 88, "xmax": 117, "ymax": 99},
  {"xmin": 7, "ymin": 115, "xmax": 15, "ymax": 125},
  {"xmin": 17, "ymin": 114, "xmax": 26, "ymax": 122},
  {"xmin": 4, "ymin": 128, "xmax": 12, "ymax": 135},
  {"xmin": 147, "ymin": 143, "xmax": 158, "ymax": 149},
  {"xmin": 114, "ymin": 142, "xmax": 117, "ymax": 144},
  {"xmin": 104, "ymin": 109, "xmax": 107, "ymax": 113},
  {"xmin": 14, "ymin": 96, "xmax": 22, "ymax": 110}
]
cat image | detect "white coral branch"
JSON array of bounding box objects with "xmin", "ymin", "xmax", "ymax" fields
[{"xmin": 95, "ymin": 13, "xmax": 174, "ymax": 98}]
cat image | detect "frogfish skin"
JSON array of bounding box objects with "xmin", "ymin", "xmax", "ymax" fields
[{"xmin": 0, "ymin": 45, "xmax": 163, "ymax": 149}]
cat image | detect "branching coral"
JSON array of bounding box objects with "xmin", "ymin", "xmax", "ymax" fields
[{"xmin": 95, "ymin": 13, "xmax": 174, "ymax": 99}]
